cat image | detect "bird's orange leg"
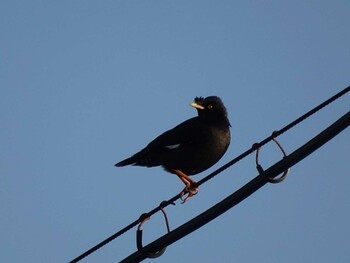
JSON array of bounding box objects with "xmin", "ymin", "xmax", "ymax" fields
[{"xmin": 173, "ymin": 169, "xmax": 199, "ymax": 203}]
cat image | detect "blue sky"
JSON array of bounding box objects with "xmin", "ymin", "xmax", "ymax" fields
[{"xmin": 1, "ymin": 1, "xmax": 349, "ymax": 262}]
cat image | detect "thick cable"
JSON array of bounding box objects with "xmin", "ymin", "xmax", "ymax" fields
[
  {"xmin": 121, "ymin": 110, "xmax": 350, "ymax": 263},
  {"xmin": 69, "ymin": 86, "xmax": 349, "ymax": 263}
]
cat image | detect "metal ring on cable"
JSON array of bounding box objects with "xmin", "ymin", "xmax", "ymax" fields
[
  {"xmin": 254, "ymin": 133, "xmax": 290, "ymax": 183},
  {"xmin": 136, "ymin": 202, "xmax": 171, "ymax": 258}
]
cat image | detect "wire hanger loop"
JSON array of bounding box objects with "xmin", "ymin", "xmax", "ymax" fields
[
  {"xmin": 136, "ymin": 202, "xmax": 172, "ymax": 258},
  {"xmin": 254, "ymin": 133, "xmax": 290, "ymax": 183}
]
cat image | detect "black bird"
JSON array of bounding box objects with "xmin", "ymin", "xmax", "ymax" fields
[{"xmin": 115, "ymin": 96, "xmax": 231, "ymax": 202}]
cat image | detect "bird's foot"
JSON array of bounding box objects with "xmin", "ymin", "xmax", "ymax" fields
[{"xmin": 180, "ymin": 183, "xmax": 199, "ymax": 203}]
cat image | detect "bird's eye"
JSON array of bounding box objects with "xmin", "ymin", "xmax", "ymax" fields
[{"xmin": 208, "ymin": 104, "xmax": 213, "ymax": 109}]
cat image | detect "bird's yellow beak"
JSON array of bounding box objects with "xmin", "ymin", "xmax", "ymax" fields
[{"xmin": 191, "ymin": 102, "xmax": 205, "ymax": 110}]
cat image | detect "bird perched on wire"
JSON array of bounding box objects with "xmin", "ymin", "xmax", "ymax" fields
[{"xmin": 115, "ymin": 96, "xmax": 231, "ymax": 202}]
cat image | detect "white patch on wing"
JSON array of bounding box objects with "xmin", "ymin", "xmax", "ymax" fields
[{"xmin": 165, "ymin": 144, "xmax": 181, "ymax": 150}]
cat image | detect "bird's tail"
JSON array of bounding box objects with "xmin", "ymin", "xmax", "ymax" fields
[{"xmin": 115, "ymin": 156, "xmax": 136, "ymax": 167}]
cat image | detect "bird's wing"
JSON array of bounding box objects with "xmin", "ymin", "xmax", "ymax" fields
[
  {"xmin": 116, "ymin": 117, "xmax": 204, "ymax": 167},
  {"xmin": 146, "ymin": 117, "xmax": 203, "ymax": 150}
]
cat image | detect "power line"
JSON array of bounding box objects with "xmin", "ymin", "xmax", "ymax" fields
[
  {"xmin": 69, "ymin": 86, "xmax": 349, "ymax": 263},
  {"xmin": 121, "ymin": 109, "xmax": 350, "ymax": 262},
  {"xmin": 197, "ymin": 85, "xmax": 350, "ymax": 186}
]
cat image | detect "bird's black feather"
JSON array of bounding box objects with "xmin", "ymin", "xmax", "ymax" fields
[{"xmin": 115, "ymin": 96, "xmax": 231, "ymax": 175}]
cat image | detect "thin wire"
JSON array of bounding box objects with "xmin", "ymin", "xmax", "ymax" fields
[
  {"xmin": 121, "ymin": 109, "xmax": 350, "ymax": 263},
  {"xmin": 198, "ymin": 85, "xmax": 350, "ymax": 186},
  {"xmin": 69, "ymin": 86, "xmax": 349, "ymax": 263}
]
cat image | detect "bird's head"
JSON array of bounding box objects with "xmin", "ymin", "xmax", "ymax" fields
[{"xmin": 191, "ymin": 96, "xmax": 231, "ymax": 126}]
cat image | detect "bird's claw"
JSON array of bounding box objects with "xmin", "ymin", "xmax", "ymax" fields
[{"xmin": 180, "ymin": 183, "xmax": 199, "ymax": 203}]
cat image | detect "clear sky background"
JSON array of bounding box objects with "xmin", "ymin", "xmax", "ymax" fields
[{"xmin": 1, "ymin": 1, "xmax": 349, "ymax": 263}]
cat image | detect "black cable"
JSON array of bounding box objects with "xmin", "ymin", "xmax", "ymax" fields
[
  {"xmin": 69, "ymin": 86, "xmax": 349, "ymax": 263},
  {"xmin": 121, "ymin": 110, "xmax": 350, "ymax": 263},
  {"xmin": 198, "ymin": 85, "xmax": 350, "ymax": 186}
]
